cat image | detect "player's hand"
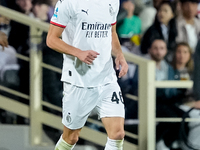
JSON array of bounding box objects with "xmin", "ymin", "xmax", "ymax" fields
[
  {"xmin": 0, "ymin": 31, "xmax": 8, "ymax": 50},
  {"xmin": 77, "ymin": 50, "xmax": 100, "ymax": 65},
  {"xmin": 115, "ymin": 53, "xmax": 128, "ymax": 78}
]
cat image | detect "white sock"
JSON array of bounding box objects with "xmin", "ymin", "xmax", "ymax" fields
[
  {"xmin": 55, "ymin": 135, "xmax": 75, "ymax": 150},
  {"xmin": 104, "ymin": 137, "xmax": 124, "ymax": 150}
]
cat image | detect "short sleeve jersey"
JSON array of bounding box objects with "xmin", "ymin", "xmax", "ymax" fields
[{"xmin": 51, "ymin": 0, "xmax": 119, "ymax": 87}]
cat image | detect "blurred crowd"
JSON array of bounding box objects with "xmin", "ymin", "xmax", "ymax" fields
[
  {"xmin": 0, "ymin": 0, "xmax": 200, "ymax": 149},
  {"xmin": 117, "ymin": 0, "xmax": 200, "ymax": 149}
]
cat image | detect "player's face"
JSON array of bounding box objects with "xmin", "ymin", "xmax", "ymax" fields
[
  {"xmin": 157, "ymin": 4, "xmax": 174, "ymax": 25},
  {"xmin": 175, "ymin": 45, "xmax": 191, "ymax": 65},
  {"xmin": 149, "ymin": 40, "xmax": 167, "ymax": 62},
  {"xmin": 181, "ymin": 2, "xmax": 198, "ymax": 19}
]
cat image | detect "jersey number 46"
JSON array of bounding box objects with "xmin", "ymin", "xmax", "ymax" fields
[{"xmin": 111, "ymin": 92, "xmax": 124, "ymax": 104}]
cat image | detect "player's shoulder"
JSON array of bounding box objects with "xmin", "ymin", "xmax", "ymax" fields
[
  {"xmin": 109, "ymin": 0, "xmax": 120, "ymax": 14},
  {"xmin": 109, "ymin": 0, "xmax": 119, "ymax": 5},
  {"xmin": 56, "ymin": 0, "xmax": 76, "ymax": 6},
  {"xmin": 62, "ymin": 0, "xmax": 78, "ymax": 4},
  {"xmin": 109, "ymin": 0, "xmax": 120, "ymax": 11},
  {"xmin": 55, "ymin": 0, "xmax": 78, "ymax": 11}
]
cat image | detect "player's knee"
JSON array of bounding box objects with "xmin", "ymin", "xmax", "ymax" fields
[
  {"xmin": 111, "ymin": 130, "xmax": 125, "ymax": 140},
  {"xmin": 63, "ymin": 135, "xmax": 79, "ymax": 145},
  {"xmin": 117, "ymin": 130, "xmax": 125, "ymax": 140},
  {"xmin": 70, "ymin": 136, "xmax": 79, "ymax": 145}
]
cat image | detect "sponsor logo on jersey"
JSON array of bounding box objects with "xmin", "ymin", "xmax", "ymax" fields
[
  {"xmin": 53, "ymin": 7, "xmax": 58, "ymax": 18},
  {"xmin": 82, "ymin": 22, "xmax": 111, "ymax": 38},
  {"xmin": 66, "ymin": 112, "xmax": 71, "ymax": 123},
  {"xmin": 82, "ymin": 22, "xmax": 111, "ymax": 30},
  {"xmin": 109, "ymin": 4, "xmax": 115, "ymax": 16},
  {"xmin": 81, "ymin": 9, "xmax": 89, "ymax": 15}
]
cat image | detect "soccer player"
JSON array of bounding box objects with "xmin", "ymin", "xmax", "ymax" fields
[{"xmin": 46, "ymin": 0, "xmax": 128, "ymax": 149}]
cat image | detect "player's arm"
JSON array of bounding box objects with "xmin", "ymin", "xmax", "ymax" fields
[
  {"xmin": 46, "ymin": 24, "xmax": 99, "ymax": 65},
  {"xmin": 111, "ymin": 24, "xmax": 128, "ymax": 78}
]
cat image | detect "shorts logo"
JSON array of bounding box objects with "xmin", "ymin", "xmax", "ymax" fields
[
  {"xmin": 109, "ymin": 4, "xmax": 114, "ymax": 16},
  {"xmin": 66, "ymin": 112, "xmax": 72, "ymax": 123}
]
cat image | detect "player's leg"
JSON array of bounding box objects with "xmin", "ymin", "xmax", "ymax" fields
[
  {"xmin": 55, "ymin": 82, "xmax": 100, "ymax": 150},
  {"xmin": 55, "ymin": 126, "xmax": 81, "ymax": 150},
  {"xmin": 97, "ymin": 82, "xmax": 125, "ymax": 150},
  {"xmin": 54, "ymin": 82, "xmax": 82, "ymax": 150},
  {"xmin": 62, "ymin": 126, "xmax": 81, "ymax": 144},
  {"xmin": 102, "ymin": 117, "xmax": 125, "ymax": 150}
]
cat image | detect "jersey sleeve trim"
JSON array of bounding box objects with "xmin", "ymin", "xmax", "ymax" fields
[
  {"xmin": 111, "ymin": 22, "xmax": 117, "ymax": 26},
  {"xmin": 50, "ymin": 21, "xmax": 66, "ymax": 28}
]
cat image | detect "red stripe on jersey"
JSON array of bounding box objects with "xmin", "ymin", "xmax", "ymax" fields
[
  {"xmin": 111, "ymin": 22, "xmax": 117, "ymax": 26},
  {"xmin": 50, "ymin": 21, "xmax": 66, "ymax": 28}
]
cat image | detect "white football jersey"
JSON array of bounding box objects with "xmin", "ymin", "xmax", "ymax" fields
[{"xmin": 51, "ymin": 0, "xmax": 119, "ymax": 87}]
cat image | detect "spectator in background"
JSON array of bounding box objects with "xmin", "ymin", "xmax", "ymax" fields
[
  {"xmin": 0, "ymin": 44, "xmax": 19, "ymax": 89},
  {"xmin": 32, "ymin": 0, "xmax": 51, "ymax": 22},
  {"xmin": 139, "ymin": 6, "xmax": 157, "ymax": 34},
  {"xmin": 8, "ymin": 0, "xmax": 33, "ymax": 55},
  {"xmin": 0, "ymin": 31, "xmax": 8, "ymax": 50},
  {"xmin": 123, "ymin": 40, "xmax": 189, "ymax": 149},
  {"xmin": 143, "ymin": 39, "xmax": 185, "ymax": 150},
  {"xmin": 170, "ymin": 42, "xmax": 194, "ymax": 111},
  {"xmin": 175, "ymin": 0, "xmax": 182, "ymax": 16},
  {"xmin": 117, "ymin": 0, "xmax": 142, "ymax": 40},
  {"xmin": 124, "ymin": 39, "xmax": 177, "ymax": 119},
  {"xmin": 8, "ymin": 0, "xmax": 33, "ymax": 95},
  {"xmin": 117, "ymin": 0, "xmax": 159, "ymax": 35},
  {"xmin": 177, "ymin": 40, "xmax": 200, "ymax": 150},
  {"xmin": 0, "ymin": 16, "xmax": 11, "ymax": 36},
  {"xmin": 149, "ymin": 40, "xmax": 198, "ymax": 150},
  {"xmin": 0, "ymin": 30, "xmax": 19, "ymax": 125},
  {"xmin": 176, "ymin": 0, "xmax": 200, "ymax": 52},
  {"xmin": 135, "ymin": 0, "xmax": 159, "ymax": 34},
  {"xmin": 15, "ymin": 0, "xmax": 32, "ymax": 15},
  {"xmin": 139, "ymin": 0, "xmax": 179, "ymax": 34},
  {"xmin": 153, "ymin": 0, "xmax": 164, "ymax": 10},
  {"xmin": 148, "ymin": 39, "xmax": 175, "ymax": 82},
  {"xmin": 47, "ymin": 0, "xmax": 57, "ymax": 22},
  {"xmin": 171, "ymin": 42, "xmax": 194, "ymax": 80},
  {"xmin": 140, "ymin": 0, "xmax": 177, "ymax": 57},
  {"xmin": 0, "ymin": 21, "xmax": 18, "ymax": 86}
]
